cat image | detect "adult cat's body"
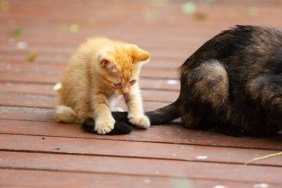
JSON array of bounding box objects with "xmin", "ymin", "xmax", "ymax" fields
[
  {"xmin": 54, "ymin": 37, "xmax": 150, "ymax": 134},
  {"xmin": 115, "ymin": 25, "xmax": 282, "ymax": 136}
]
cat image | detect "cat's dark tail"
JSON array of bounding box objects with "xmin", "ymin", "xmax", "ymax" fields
[
  {"xmin": 145, "ymin": 98, "xmax": 181, "ymax": 125},
  {"xmin": 110, "ymin": 98, "xmax": 181, "ymax": 126},
  {"xmin": 81, "ymin": 118, "xmax": 133, "ymax": 135}
]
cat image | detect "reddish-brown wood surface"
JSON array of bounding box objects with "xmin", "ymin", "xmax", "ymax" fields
[{"xmin": 0, "ymin": 0, "xmax": 282, "ymax": 187}]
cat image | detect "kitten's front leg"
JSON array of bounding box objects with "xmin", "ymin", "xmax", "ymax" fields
[
  {"xmin": 93, "ymin": 94, "xmax": 115, "ymax": 134},
  {"xmin": 124, "ymin": 86, "xmax": 150, "ymax": 128}
]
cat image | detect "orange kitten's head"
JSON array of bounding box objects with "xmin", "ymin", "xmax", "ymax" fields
[{"xmin": 97, "ymin": 39, "xmax": 150, "ymax": 95}]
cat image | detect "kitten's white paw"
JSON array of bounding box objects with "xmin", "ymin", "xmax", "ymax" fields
[
  {"xmin": 95, "ymin": 118, "xmax": 115, "ymax": 134},
  {"xmin": 128, "ymin": 114, "xmax": 150, "ymax": 128}
]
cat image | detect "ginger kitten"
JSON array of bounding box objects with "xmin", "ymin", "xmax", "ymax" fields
[{"xmin": 53, "ymin": 37, "xmax": 150, "ymax": 134}]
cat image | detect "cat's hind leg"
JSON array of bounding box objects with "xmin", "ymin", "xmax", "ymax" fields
[
  {"xmin": 53, "ymin": 105, "xmax": 77, "ymax": 123},
  {"xmin": 180, "ymin": 60, "xmax": 233, "ymax": 131},
  {"xmin": 213, "ymin": 124, "xmax": 249, "ymax": 137},
  {"xmin": 247, "ymin": 74, "xmax": 282, "ymax": 131}
]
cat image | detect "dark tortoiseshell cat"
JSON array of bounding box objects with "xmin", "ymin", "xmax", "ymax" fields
[{"xmin": 85, "ymin": 25, "xmax": 282, "ymax": 136}]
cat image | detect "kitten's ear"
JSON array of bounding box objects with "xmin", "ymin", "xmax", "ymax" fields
[
  {"xmin": 129, "ymin": 45, "xmax": 150, "ymax": 64},
  {"xmin": 98, "ymin": 51, "xmax": 118, "ymax": 73}
]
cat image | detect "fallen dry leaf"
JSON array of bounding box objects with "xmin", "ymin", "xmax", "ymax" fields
[
  {"xmin": 194, "ymin": 11, "xmax": 208, "ymax": 20},
  {"xmin": 245, "ymin": 151, "xmax": 282, "ymax": 165},
  {"xmin": 25, "ymin": 52, "xmax": 37, "ymax": 62},
  {"xmin": 0, "ymin": 0, "xmax": 9, "ymax": 12}
]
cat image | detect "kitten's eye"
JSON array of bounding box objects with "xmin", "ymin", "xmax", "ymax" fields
[
  {"xmin": 130, "ymin": 80, "xmax": 136, "ymax": 85},
  {"xmin": 113, "ymin": 83, "xmax": 122, "ymax": 88}
]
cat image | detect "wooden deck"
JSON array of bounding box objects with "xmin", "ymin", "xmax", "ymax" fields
[{"xmin": 1, "ymin": 0, "xmax": 282, "ymax": 187}]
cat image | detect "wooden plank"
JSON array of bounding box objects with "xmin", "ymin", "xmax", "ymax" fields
[
  {"xmin": 0, "ymin": 66, "xmax": 178, "ymax": 79},
  {"xmin": 1, "ymin": 169, "xmax": 272, "ymax": 188},
  {"xmin": 0, "ymin": 72, "xmax": 59, "ymax": 84},
  {"xmin": 0, "ymin": 104, "xmax": 171, "ymax": 122},
  {"xmin": 1, "ymin": 151, "xmax": 282, "ymax": 184},
  {"xmin": 0, "ymin": 91, "xmax": 177, "ymax": 108},
  {"xmin": 0, "ymin": 60, "xmax": 64, "ymax": 73},
  {"xmin": 0, "ymin": 82, "xmax": 56, "ymax": 96},
  {"xmin": 0, "ymin": 106, "xmax": 53, "ymax": 122},
  {"xmin": 3, "ymin": 1, "xmax": 282, "ymax": 28},
  {"xmin": 1, "ymin": 119, "xmax": 281, "ymax": 150},
  {"xmin": 0, "ymin": 169, "xmax": 179, "ymax": 188},
  {"xmin": 0, "ymin": 93, "xmax": 56, "ymax": 108},
  {"xmin": 0, "ymin": 69, "xmax": 178, "ymax": 84},
  {"xmin": 0, "ymin": 1, "xmax": 282, "ymax": 187},
  {"xmin": 1, "ymin": 134, "xmax": 281, "ymax": 166},
  {"xmin": 0, "ymin": 50, "xmax": 185, "ymax": 68},
  {"xmin": 0, "ymin": 94, "xmax": 172, "ymax": 110},
  {"xmin": 0, "ymin": 79, "xmax": 180, "ymax": 93},
  {"xmin": 0, "ymin": 38, "xmax": 203, "ymax": 55}
]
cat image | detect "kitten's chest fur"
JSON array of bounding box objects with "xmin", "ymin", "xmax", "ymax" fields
[{"xmin": 108, "ymin": 92, "xmax": 123, "ymax": 111}]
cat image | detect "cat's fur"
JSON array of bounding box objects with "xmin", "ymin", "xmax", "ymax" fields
[
  {"xmin": 113, "ymin": 25, "xmax": 282, "ymax": 137},
  {"xmin": 53, "ymin": 37, "xmax": 150, "ymax": 135}
]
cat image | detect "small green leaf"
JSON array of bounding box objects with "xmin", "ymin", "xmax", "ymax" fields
[
  {"xmin": 11, "ymin": 28, "xmax": 23, "ymax": 38},
  {"xmin": 25, "ymin": 52, "xmax": 37, "ymax": 62},
  {"xmin": 181, "ymin": 2, "xmax": 196, "ymax": 14}
]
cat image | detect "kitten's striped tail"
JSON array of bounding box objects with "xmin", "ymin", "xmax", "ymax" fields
[{"xmin": 145, "ymin": 98, "xmax": 180, "ymax": 125}]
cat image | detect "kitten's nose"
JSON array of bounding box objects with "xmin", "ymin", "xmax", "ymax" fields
[{"xmin": 122, "ymin": 88, "xmax": 130, "ymax": 95}]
